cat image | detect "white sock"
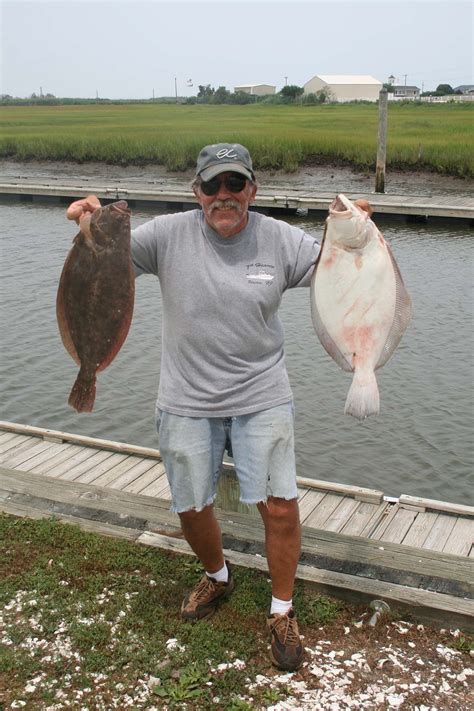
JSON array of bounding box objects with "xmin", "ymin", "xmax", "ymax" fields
[
  {"xmin": 270, "ymin": 595, "xmax": 292, "ymax": 615},
  {"xmin": 206, "ymin": 562, "xmax": 228, "ymax": 583}
]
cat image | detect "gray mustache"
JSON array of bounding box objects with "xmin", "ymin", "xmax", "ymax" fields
[{"xmin": 209, "ymin": 199, "xmax": 241, "ymax": 210}]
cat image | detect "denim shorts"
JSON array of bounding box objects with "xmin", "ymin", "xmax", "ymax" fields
[{"xmin": 155, "ymin": 402, "xmax": 297, "ymax": 513}]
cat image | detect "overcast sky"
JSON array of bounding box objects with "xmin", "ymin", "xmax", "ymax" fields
[{"xmin": 1, "ymin": 0, "xmax": 472, "ymax": 99}]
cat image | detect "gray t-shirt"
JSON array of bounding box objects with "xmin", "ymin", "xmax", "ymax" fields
[{"xmin": 131, "ymin": 209, "xmax": 320, "ymax": 417}]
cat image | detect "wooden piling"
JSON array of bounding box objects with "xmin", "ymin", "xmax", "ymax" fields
[{"xmin": 375, "ymin": 89, "xmax": 388, "ymax": 193}]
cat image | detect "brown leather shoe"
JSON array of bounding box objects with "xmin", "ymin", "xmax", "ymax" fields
[
  {"xmin": 181, "ymin": 561, "xmax": 234, "ymax": 621},
  {"xmin": 267, "ymin": 609, "xmax": 304, "ymax": 671}
]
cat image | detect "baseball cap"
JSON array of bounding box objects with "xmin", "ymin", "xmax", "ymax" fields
[{"xmin": 196, "ymin": 143, "xmax": 254, "ymax": 181}]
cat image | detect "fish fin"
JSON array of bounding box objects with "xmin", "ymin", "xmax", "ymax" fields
[
  {"xmin": 56, "ymin": 253, "xmax": 81, "ymax": 366},
  {"xmin": 344, "ymin": 369, "xmax": 380, "ymax": 419},
  {"xmin": 310, "ymin": 284, "xmax": 353, "ymax": 372},
  {"xmin": 375, "ymin": 242, "xmax": 412, "ymax": 370},
  {"xmin": 68, "ymin": 369, "xmax": 96, "ymax": 413}
]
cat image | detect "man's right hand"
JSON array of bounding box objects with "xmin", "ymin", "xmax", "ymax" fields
[{"xmin": 66, "ymin": 195, "xmax": 102, "ymax": 225}]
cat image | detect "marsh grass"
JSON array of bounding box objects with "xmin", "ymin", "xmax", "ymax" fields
[{"xmin": 0, "ymin": 102, "xmax": 472, "ymax": 176}]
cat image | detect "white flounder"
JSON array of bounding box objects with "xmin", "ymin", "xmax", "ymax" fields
[{"xmin": 310, "ymin": 194, "xmax": 412, "ymax": 419}]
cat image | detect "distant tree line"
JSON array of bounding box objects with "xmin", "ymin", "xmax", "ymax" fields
[
  {"xmin": 0, "ymin": 94, "xmax": 181, "ymax": 106},
  {"xmin": 184, "ymin": 84, "xmax": 332, "ymax": 105},
  {"xmin": 1, "ymin": 82, "xmax": 467, "ymax": 107},
  {"xmin": 0, "ymin": 85, "xmax": 332, "ymax": 106}
]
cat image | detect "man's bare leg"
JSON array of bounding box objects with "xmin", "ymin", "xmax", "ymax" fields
[
  {"xmin": 179, "ymin": 504, "xmax": 225, "ymax": 574},
  {"xmin": 179, "ymin": 504, "xmax": 232, "ymax": 622},
  {"xmin": 258, "ymin": 496, "xmax": 304, "ymax": 671},
  {"xmin": 257, "ymin": 497, "xmax": 301, "ymax": 600}
]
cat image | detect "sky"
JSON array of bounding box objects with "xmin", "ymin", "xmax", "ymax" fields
[{"xmin": 1, "ymin": 0, "xmax": 472, "ymax": 99}]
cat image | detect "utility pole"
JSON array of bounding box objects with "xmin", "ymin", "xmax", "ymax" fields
[
  {"xmin": 403, "ymin": 74, "xmax": 407, "ymax": 86},
  {"xmin": 152, "ymin": 88, "xmax": 155, "ymax": 100},
  {"xmin": 375, "ymin": 88, "xmax": 388, "ymax": 193},
  {"xmin": 175, "ymin": 77, "xmax": 178, "ymax": 103}
]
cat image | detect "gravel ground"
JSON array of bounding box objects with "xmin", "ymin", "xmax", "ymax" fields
[{"xmin": 2, "ymin": 586, "xmax": 473, "ymax": 710}]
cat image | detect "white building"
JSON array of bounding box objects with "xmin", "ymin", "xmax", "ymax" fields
[
  {"xmin": 234, "ymin": 84, "xmax": 276, "ymax": 96},
  {"xmin": 389, "ymin": 85, "xmax": 420, "ymax": 100},
  {"xmin": 303, "ymin": 75, "xmax": 382, "ymax": 102}
]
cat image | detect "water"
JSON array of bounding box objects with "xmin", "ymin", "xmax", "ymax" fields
[{"xmin": 1, "ymin": 201, "xmax": 472, "ymax": 504}]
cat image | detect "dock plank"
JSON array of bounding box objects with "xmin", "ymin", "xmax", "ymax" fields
[
  {"xmin": 138, "ymin": 474, "xmax": 171, "ymax": 498},
  {"xmin": 377, "ymin": 508, "xmax": 418, "ymax": 544},
  {"xmin": 1, "ymin": 440, "xmax": 60, "ymax": 468},
  {"xmin": 402, "ymin": 512, "xmax": 439, "ymax": 548},
  {"xmin": 303, "ymin": 493, "xmax": 345, "ymax": 529},
  {"xmin": 41, "ymin": 446, "xmax": 102, "ymax": 478},
  {"xmin": 73, "ymin": 452, "xmax": 130, "ymax": 484},
  {"xmin": 368, "ymin": 502, "xmax": 402, "ymax": 539},
  {"xmin": 421, "ymin": 514, "xmax": 458, "ymax": 552},
  {"xmin": 0, "ymin": 432, "xmax": 25, "ymax": 448},
  {"xmin": 58, "ymin": 449, "xmax": 117, "ymax": 481},
  {"xmin": 322, "ymin": 497, "xmax": 361, "ymax": 533},
  {"xmin": 122, "ymin": 461, "xmax": 166, "ymax": 494},
  {"xmin": 341, "ymin": 501, "xmax": 390, "ymax": 537},
  {"xmin": 91, "ymin": 456, "xmax": 154, "ymax": 489},
  {"xmin": 399, "ymin": 494, "xmax": 474, "ymax": 517},
  {"xmin": 443, "ymin": 517, "xmax": 474, "ymax": 556},
  {"xmin": 27, "ymin": 444, "xmax": 85, "ymax": 473},
  {"xmin": 0, "ymin": 434, "xmax": 35, "ymax": 456},
  {"xmin": 14, "ymin": 443, "xmax": 77, "ymax": 472},
  {"xmin": 108, "ymin": 458, "xmax": 160, "ymax": 490},
  {"xmin": 298, "ymin": 490, "xmax": 326, "ymax": 523}
]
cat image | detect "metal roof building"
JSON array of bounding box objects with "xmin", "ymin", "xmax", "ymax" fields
[
  {"xmin": 454, "ymin": 85, "xmax": 474, "ymax": 94},
  {"xmin": 234, "ymin": 84, "xmax": 276, "ymax": 96},
  {"xmin": 303, "ymin": 75, "xmax": 382, "ymax": 102}
]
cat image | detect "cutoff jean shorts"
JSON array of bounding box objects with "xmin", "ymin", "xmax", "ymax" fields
[{"xmin": 155, "ymin": 402, "xmax": 298, "ymax": 514}]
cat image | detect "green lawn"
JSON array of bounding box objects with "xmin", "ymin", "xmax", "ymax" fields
[{"xmin": 1, "ymin": 102, "xmax": 472, "ymax": 176}]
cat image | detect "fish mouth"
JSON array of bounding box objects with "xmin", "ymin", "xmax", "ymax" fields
[
  {"xmin": 112, "ymin": 201, "xmax": 130, "ymax": 214},
  {"xmin": 329, "ymin": 194, "xmax": 353, "ymax": 218}
]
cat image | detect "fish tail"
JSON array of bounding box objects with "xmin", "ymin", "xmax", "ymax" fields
[
  {"xmin": 344, "ymin": 370, "xmax": 380, "ymax": 420},
  {"xmin": 68, "ymin": 370, "xmax": 96, "ymax": 413}
]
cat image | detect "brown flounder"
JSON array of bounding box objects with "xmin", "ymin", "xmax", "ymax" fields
[
  {"xmin": 310, "ymin": 194, "xmax": 412, "ymax": 419},
  {"xmin": 57, "ymin": 201, "xmax": 134, "ymax": 412}
]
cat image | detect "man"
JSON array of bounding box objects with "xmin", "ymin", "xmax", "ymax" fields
[{"xmin": 67, "ymin": 143, "xmax": 320, "ymax": 672}]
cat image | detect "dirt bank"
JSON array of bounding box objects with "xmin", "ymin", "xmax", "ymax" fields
[{"xmin": 1, "ymin": 159, "xmax": 473, "ymax": 198}]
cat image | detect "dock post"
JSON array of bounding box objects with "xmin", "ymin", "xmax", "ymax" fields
[{"xmin": 375, "ymin": 88, "xmax": 388, "ymax": 193}]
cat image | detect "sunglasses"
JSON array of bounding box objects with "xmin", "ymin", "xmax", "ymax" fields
[{"xmin": 200, "ymin": 174, "xmax": 248, "ymax": 196}]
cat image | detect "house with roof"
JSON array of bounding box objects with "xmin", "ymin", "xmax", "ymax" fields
[
  {"xmin": 454, "ymin": 85, "xmax": 474, "ymax": 94},
  {"xmin": 389, "ymin": 85, "xmax": 420, "ymax": 100},
  {"xmin": 234, "ymin": 84, "xmax": 276, "ymax": 96},
  {"xmin": 303, "ymin": 75, "xmax": 382, "ymax": 102}
]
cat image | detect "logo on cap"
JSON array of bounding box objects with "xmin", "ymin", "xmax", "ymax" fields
[{"xmin": 216, "ymin": 148, "xmax": 238, "ymax": 160}]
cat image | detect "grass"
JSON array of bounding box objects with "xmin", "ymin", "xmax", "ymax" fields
[
  {"xmin": 0, "ymin": 513, "xmax": 343, "ymax": 709},
  {"xmin": 1, "ymin": 513, "xmax": 473, "ymax": 709},
  {"xmin": 0, "ymin": 102, "xmax": 472, "ymax": 176}
]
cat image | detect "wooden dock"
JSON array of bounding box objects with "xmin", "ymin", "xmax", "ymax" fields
[
  {"xmin": 1, "ymin": 177, "xmax": 473, "ymax": 220},
  {"xmin": 1, "ymin": 420, "xmax": 473, "ymax": 631}
]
